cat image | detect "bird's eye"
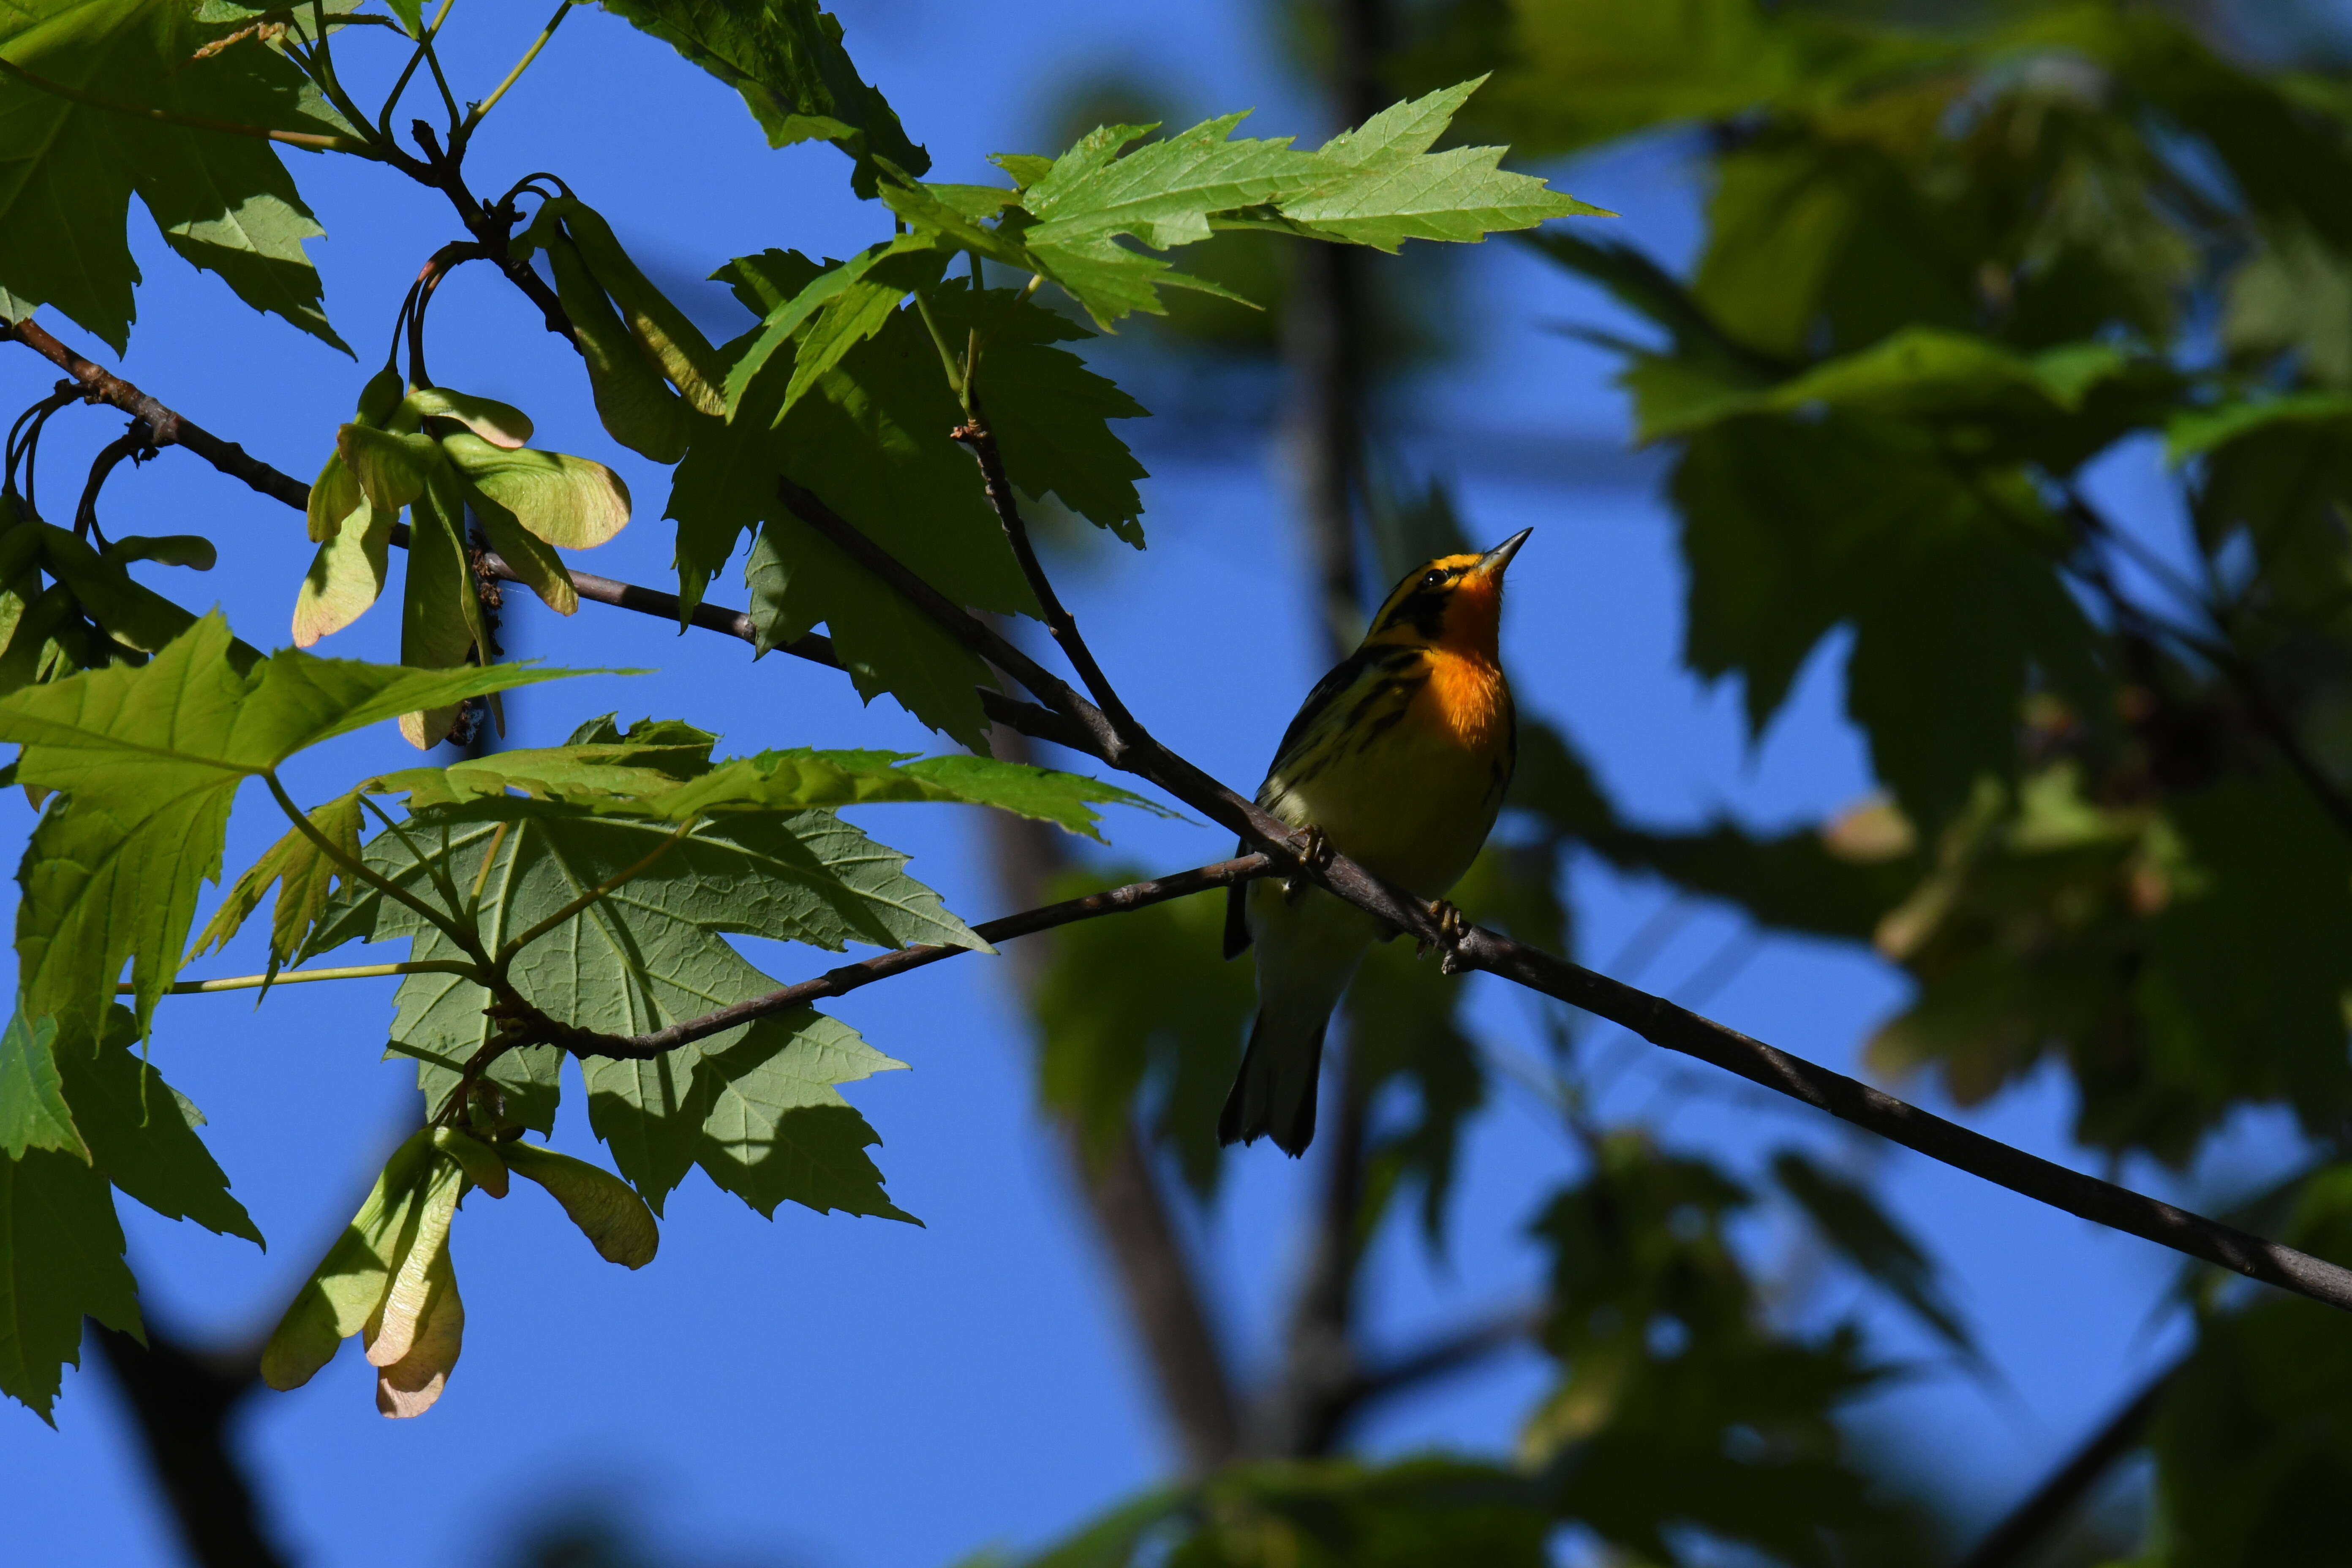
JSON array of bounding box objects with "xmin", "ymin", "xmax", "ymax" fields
[{"xmin": 1421, "ymin": 569, "xmax": 1446, "ymax": 588}]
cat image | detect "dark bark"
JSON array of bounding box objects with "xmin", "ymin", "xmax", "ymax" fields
[{"xmin": 88, "ymin": 1320, "xmax": 291, "ymax": 1568}]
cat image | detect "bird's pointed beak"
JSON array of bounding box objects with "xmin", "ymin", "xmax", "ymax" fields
[{"xmin": 1474, "ymin": 528, "xmax": 1533, "ymax": 580}]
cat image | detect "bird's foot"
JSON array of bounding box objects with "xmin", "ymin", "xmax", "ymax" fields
[
  {"xmin": 1418, "ymin": 900, "xmax": 1471, "ymax": 973},
  {"xmin": 1282, "ymin": 827, "xmax": 1331, "ymax": 903}
]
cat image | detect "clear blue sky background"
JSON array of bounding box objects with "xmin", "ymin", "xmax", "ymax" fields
[{"xmin": 1, "ymin": 3, "xmax": 2296, "ymax": 1563}]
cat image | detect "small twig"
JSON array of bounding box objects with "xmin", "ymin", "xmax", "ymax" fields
[
  {"xmin": 465, "ymin": 2, "xmax": 574, "ymax": 132},
  {"xmin": 4, "ymin": 318, "xmax": 294, "ymax": 508},
  {"xmin": 775, "ymin": 474, "xmax": 1133, "ymax": 761},
  {"xmin": 2063, "ymin": 492, "xmax": 2352, "ymax": 841},
  {"xmin": 1326, "ymin": 1303, "xmax": 1545, "ymax": 1429},
  {"xmin": 74, "ymin": 424, "xmax": 157, "ymax": 547},
  {"xmin": 406, "ymin": 241, "xmax": 486, "ymax": 389},
  {"xmin": 954, "ymin": 415, "xmax": 1146, "ymax": 735}
]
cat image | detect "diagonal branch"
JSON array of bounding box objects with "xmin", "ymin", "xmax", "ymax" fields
[
  {"xmin": 955, "ymin": 415, "xmax": 1142, "ymax": 734},
  {"xmin": 509, "ymin": 853, "xmax": 1274, "ymax": 1061},
  {"xmin": 770, "ymin": 471, "xmax": 2352, "ymax": 1321},
  {"xmin": 0, "ymin": 319, "xmax": 1092, "ymax": 754},
  {"xmin": 20, "ymin": 272, "xmax": 2352, "ymax": 1325}
]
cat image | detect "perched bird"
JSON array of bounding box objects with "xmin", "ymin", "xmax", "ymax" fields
[{"xmin": 1219, "ymin": 528, "xmax": 1531, "ymax": 1156}]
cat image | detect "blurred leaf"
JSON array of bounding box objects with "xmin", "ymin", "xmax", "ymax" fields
[
  {"xmin": 1523, "ymin": 1132, "xmax": 1906, "ymax": 1566},
  {"xmin": 1770, "ymin": 1148, "xmax": 1976, "ymax": 1361},
  {"xmin": 2152, "ymin": 1287, "xmax": 2352, "ymax": 1564},
  {"xmin": 1034, "ymin": 867, "xmax": 1250, "ymax": 1199},
  {"xmin": 1671, "ymin": 411, "xmax": 2106, "ymax": 830},
  {"xmin": 1014, "ymin": 1459, "xmax": 1548, "ymax": 1568}
]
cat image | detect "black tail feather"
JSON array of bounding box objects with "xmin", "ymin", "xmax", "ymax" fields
[{"xmin": 1217, "ymin": 1013, "xmax": 1326, "ymax": 1157}]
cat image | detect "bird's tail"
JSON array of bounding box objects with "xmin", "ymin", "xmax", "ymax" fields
[{"xmin": 1218, "ymin": 1009, "xmax": 1327, "ymax": 1157}]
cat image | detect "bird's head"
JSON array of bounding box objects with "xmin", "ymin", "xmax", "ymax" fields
[{"xmin": 1362, "ymin": 528, "xmax": 1532, "ymax": 661}]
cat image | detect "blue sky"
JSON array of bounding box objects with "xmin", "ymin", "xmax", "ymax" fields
[{"xmin": 0, "ymin": 3, "xmax": 2287, "ymax": 1563}]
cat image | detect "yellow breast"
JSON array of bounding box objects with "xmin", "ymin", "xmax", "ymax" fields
[{"xmin": 1261, "ymin": 649, "xmax": 1514, "ymax": 898}]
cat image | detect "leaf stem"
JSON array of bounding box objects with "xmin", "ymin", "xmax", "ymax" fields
[
  {"xmin": 910, "ymin": 286, "xmax": 967, "ymax": 406},
  {"xmin": 468, "ymin": 818, "xmax": 512, "ymax": 922},
  {"xmin": 463, "ymin": 1, "xmax": 574, "ymax": 132},
  {"xmin": 263, "ymin": 772, "xmax": 487, "ymax": 964},
  {"xmin": 360, "ymin": 792, "xmax": 468, "ymax": 925},
  {"xmin": 0, "ymin": 55, "xmax": 378, "ymax": 157},
  {"xmin": 292, "ymin": 0, "xmax": 392, "ymax": 155},
  {"xmin": 130, "ymin": 960, "xmax": 479, "ymax": 996}
]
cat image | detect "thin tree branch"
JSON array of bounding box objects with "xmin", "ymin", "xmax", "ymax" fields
[
  {"xmin": 19, "ymin": 266, "xmax": 2352, "ymax": 1327},
  {"xmin": 5, "ymin": 318, "xmax": 309, "ymax": 510},
  {"xmin": 955, "ymin": 416, "xmax": 1142, "ymax": 735},
  {"xmin": 514, "ymin": 853, "xmax": 1274, "ymax": 1061},
  {"xmin": 1447, "ymin": 926, "xmax": 2352, "ymax": 1312},
  {"xmin": 0, "ymin": 321, "xmax": 1091, "ymax": 752},
  {"xmin": 1955, "ymin": 1354, "xmax": 2182, "ymax": 1568},
  {"xmin": 1326, "ymin": 1302, "xmax": 1544, "ymax": 1433}
]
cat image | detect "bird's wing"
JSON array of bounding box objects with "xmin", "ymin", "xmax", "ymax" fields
[
  {"xmin": 1264, "ymin": 643, "xmax": 1424, "ymax": 780},
  {"xmin": 1222, "ymin": 855, "xmax": 1251, "ymax": 958}
]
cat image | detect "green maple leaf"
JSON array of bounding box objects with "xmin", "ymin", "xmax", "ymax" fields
[
  {"xmin": 1234, "ymin": 79, "xmax": 1610, "ymax": 251},
  {"xmin": 57, "ymin": 1004, "xmax": 260, "ymax": 1243},
  {"xmin": 995, "ymin": 82, "xmax": 1600, "ymax": 327},
  {"xmin": 0, "ymin": 1147, "xmax": 140, "ymax": 1421},
  {"xmin": 305, "ymin": 800, "xmax": 974, "ymax": 1214},
  {"xmin": 0, "ymin": 0, "xmax": 348, "ymax": 350},
  {"xmin": 589, "ymin": 0, "xmax": 925, "ymax": 193},
  {"xmin": 0, "ymin": 1008, "xmax": 82, "ymax": 1161},
  {"xmin": 673, "ymin": 298, "xmax": 1037, "ymax": 748},
  {"xmin": 933, "ymin": 286, "xmax": 1151, "ymax": 544},
  {"xmin": 0, "ymin": 612, "xmax": 583, "ymax": 1037}
]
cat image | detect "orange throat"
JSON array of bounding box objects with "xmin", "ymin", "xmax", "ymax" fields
[{"xmin": 1424, "ymin": 647, "xmax": 1511, "ymax": 758}]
